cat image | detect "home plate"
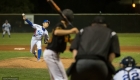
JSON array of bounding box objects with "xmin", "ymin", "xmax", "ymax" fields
[{"xmin": 14, "ymin": 48, "xmax": 25, "ymax": 50}]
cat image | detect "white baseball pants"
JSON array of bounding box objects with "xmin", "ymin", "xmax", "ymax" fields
[
  {"xmin": 30, "ymin": 36, "xmax": 41, "ymax": 53},
  {"xmin": 3, "ymin": 29, "xmax": 10, "ymax": 35}
]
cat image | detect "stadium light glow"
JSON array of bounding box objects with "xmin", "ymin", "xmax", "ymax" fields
[{"xmin": 132, "ymin": 3, "xmax": 136, "ymax": 8}]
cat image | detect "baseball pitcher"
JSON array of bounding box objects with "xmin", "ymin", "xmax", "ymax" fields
[
  {"xmin": 114, "ymin": 56, "xmax": 140, "ymax": 80},
  {"xmin": 22, "ymin": 15, "xmax": 50, "ymax": 61},
  {"xmin": 2, "ymin": 20, "xmax": 11, "ymax": 38}
]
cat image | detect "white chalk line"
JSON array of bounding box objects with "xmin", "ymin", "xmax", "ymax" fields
[{"xmin": 14, "ymin": 48, "xmax": 25, "ymax": 50}]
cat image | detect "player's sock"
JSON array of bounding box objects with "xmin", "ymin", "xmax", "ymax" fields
[
  {"xmin": 2, "ymin": 35, "xmax": 4, "ymax": 38},
  {"xmin": 37, "ymin": 49, "xmax": 42, "ymax": 60},
  {"xmin": 9, "ymin": 35, "xmax": 10, "ymax": 38}
]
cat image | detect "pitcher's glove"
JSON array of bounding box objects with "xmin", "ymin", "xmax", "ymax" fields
[
  {"xmin": 44, "ymin": 39, "xmax": 49, "ymax": 44},
  {"xmin": 44, "ymin": 34, "xmax": 49, "ymax": 44}
]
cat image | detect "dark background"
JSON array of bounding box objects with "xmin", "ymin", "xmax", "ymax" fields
[
  {"xmin": 0, "ymin": 0, "xmax": 140, "ymax": 33},
  {"xmin": 0, "ymin": 14, "xmax": 140, "ymax": 33},
  {"xmin": 0, "ymin": 0, "xmax": 139, "ymax": 13}
]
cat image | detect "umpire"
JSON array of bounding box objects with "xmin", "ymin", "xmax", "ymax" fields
[{"xmin": 68, "ymin": 16, "xmax": 121, "ymax": 80}]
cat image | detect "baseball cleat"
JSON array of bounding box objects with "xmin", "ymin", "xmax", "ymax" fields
[
  {"xmin": 33, "ymin": 51, "xmax": 37, "ymax": 58},
  {"xmin": 37, "ymin": 59, "xmax": 41, "ymax": 62},
  {"xmin": 34, "ymin": 54, "xmax": 37, "ymax": 58}
]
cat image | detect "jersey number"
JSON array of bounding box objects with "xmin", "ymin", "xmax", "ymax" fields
[{"xmin": 123, "ymin": 72, "xmax": 140, "ymax": 80}]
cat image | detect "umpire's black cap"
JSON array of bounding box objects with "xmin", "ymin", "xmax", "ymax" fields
[{"xmin": 92, "ymin": 16, "xmax": 106, "ymax": 24}]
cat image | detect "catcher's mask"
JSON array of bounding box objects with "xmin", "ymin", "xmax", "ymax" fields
[
  {"xmin": 61, "ymin": 9, "xmax": 74, "ymax": 22},
  {"xmin": 120, "ymin": 56, "xmax": 136, "ymax": 68}
]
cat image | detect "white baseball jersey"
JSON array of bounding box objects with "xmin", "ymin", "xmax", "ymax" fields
[
  {"xmin": 2, "ymin": 23, "xmax": 11, "ymax": 30},
  {"xmin": 32, "ymin": 24, "xmax": 49, "ymax": 40},
  {"xmin": 114, "ymin": 67, "xmax": 140, "ymax": 80}
]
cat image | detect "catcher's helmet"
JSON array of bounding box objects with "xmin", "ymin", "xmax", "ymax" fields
[
  {"xmin": 120, "ymin": 56, "xmax": 136, "ymax": 68},
  {"xmin": 61, "ymin": 9, "xmax": 74, "ymax": 22}
]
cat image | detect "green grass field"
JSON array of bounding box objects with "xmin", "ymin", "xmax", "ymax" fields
[
  {"xmin": 0, "ymin": 33, "xmax": 140, "ymax": 80},
  {"xmin": 0, "ymin": 33, "xmax": 140, "ymax": 46}
]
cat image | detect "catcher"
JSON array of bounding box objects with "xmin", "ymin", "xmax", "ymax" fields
[{"xmin": 114, "ymin": 56, "xmax": 140, "ymax": 80}]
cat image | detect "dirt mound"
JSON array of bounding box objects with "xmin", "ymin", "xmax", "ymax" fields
[
  {"xmin": 0, "ymin": 57, "xmax": 73, "ymax": 68},
  {"xmin": 0, "ymin": 45, "xmax": 140, "ymax": 68}
]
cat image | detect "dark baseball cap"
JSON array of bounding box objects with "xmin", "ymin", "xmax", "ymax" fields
[{"xmin": 92, "ymin": 16, "xmax": 106, "ymax": 24}]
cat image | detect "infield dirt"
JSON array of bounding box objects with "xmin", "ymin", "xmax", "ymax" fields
[{"xmin": 0, "ymin": 45, "xmax": 140, "ymax": 68}]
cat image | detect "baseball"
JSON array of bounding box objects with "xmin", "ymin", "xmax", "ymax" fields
[{"xmin": 22, "ymin": 13, "xmax": 25, "ymax": 16}]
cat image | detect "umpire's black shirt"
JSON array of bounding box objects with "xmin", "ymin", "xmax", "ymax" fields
[
  {"xmin": 47, "ymin": 22, "xmax": 70, "ymax": 53},
  {"xmin": 70, "ymin": 24, "xmax": 120, "ymax": 61}
]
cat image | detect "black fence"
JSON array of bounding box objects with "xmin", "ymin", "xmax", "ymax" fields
[{"xmin": 0, "ymin": 14, "xmax": 140, "ymax": 33}]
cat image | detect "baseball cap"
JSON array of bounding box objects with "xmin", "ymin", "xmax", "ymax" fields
[
  {"xmin": 43, "ymin": 20, "xmax": 50, "ymax": 24},
  {"xmin": 92, "ymin": 16, "xmax": 106, "ymax": 24}
]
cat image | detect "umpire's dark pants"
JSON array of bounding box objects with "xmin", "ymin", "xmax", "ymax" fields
[{"xmin": 70, "ymin": 59, "xmax": 108, "ymax": 80}]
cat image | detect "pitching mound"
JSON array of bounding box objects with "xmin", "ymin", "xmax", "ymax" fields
[
  {"xmin": 0, "ymin": 57, "xmax": 73, "ymax": 68},
  {"xmin": 0, "ymin": 45, "xmax": 140, "ymax": 68}
]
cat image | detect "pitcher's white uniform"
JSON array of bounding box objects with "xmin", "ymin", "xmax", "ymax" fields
[
  {"xmin": 114, "ymin": 67, "xmax": 140, "ymax": 80},
  {"xmin": 24, "ymin": 18, "xmax": 50, "ymax": 61},
  {"xmin": 30, "ymin": 24, "xmax": 49, "ymax": 54}
]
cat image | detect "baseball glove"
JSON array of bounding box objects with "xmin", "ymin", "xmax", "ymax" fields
[
  {"xmin": 44, "ymin": 34, "xmax": 49, "ymax": 44},
  {"xmin": 44, "ymin": 39, "xmax": 49, "ymax": 44}
]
